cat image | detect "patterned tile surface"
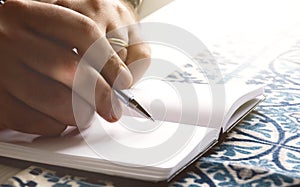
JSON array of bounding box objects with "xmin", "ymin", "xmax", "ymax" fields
[{"xmin": 171, "ymin": 37, "xmax": 300, "ymax": 187}]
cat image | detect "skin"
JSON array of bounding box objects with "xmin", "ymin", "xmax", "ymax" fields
[{"xmin": 0, "ymin": 0, "xmax": 151, "ymax": 136}]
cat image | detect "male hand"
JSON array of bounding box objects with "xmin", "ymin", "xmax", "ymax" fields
[{"xmin": 0, "ymin": 0, "xmax": 150, "ymax": 136}]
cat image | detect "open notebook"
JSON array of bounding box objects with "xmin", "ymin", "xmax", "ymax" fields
[
  {"xmin": 0, "ymin": 0, "xmax": 267, "ymax": 182},
  {"xmin": 0, "ymin": 81, "xmax": 264, "ymax": 182}
]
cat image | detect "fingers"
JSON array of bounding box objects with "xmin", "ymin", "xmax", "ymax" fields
[
  {"xmin": 95, "ymin": 75, "xmax": 123, "ymax": 122},
  {"xmin": 0, "ymin": 91, "xmax": 66, "ymax": 136},
  {"xmin": 103, "ymin": 13, "xmax": 135, "ymax": 88},
  {"xmin": 126, "ymin": 44, "xmax": 151, "ymax": 84},
  {"xmin": 2, "ymin": 0, "xmax": 100, "ymax": 55},
  {"xmin": 2, "ymin": 0, "xmax": 133, "ymax": 90},
  {"xmin": 72, "ymin": 62, "xmax": 122, "ymax": 122},
  {"xmin": 100, "ymin": 52, "xmax": 133, "ymax": 89},
  {"xmin": 1, "ymin": 60, "xmax": 93, "ymax": 126},
  {"xmin": 104, "ymin": 5, "xmax": 151, "ymax": 86},
  {"xmin": 125, "ymin": 24, "xmax": 151, "ymax": 84},
  {"xmin": 20, "ymin": 0, "xmax": 143, "ymax": 90},
  {"xmin": 9, "ymin": 34, "xmax": 124, "ymax": 122},
  {"xmin": 54, "ymin": 0, "xmax": 136, "ymax": 89},
  {"xmin": 106, "ymin": 28, "xmax": 129, "ymax": 62},
  {"xmin": 93, "ymin": 19, "xmax": 132, "ymax": 89},
  {"xmin": 7, "ymin": 28, "xmax": 79, "ymax": 88},
  {"xmin": 0, "ymin": 0, "xmax": 149, "ymax": 133}
]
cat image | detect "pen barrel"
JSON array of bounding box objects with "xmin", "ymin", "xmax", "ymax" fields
[
  {"xmin": 114, "ymin": 89, "xmax": 133, "ymax": 106},
  {"xmin": 114, "ymin": 89, "xmax": 153, "ymax": 121}
]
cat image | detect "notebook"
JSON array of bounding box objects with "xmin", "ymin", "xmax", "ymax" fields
[
  {"xmin": 0, "ymin": 0, "xmax": 267, "ymax": 182},
  {"xmin": 0, "ymin": 81, "xmax": 264, "ymax": 181},
  {"xmin": 0, "ymin": 75, "xmax": 263, "ymax": 181}
]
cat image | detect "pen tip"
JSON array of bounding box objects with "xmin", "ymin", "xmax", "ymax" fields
[{"xmin": 150, "ymin": 116, "xmax": 155, "ymax": 122}]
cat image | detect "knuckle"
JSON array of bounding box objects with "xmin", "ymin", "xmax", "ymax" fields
[
  {"xmin": 115, "ymin": 2, "xmax": 127, "ymax": 15},
  {"xmin": 58, "ymin": 53, "xmax": 79, "ymax": 81},
  {"xmin": 79, "ymin": 18, "xmax": 95, "ymax": 33},
  {"xmin": 140, "ymin": 44, "xmax": 152, "ymax": 59},
  {"xmin": 107, "ymin": 54, "xmax": 120, "ymax": 67},
  {"xmin": 103, "ymin": 54, "xmax": 121, "ymax": 76},
  {"xmin": 95, "ymin": 0, "xmax": 126, "ymax": 14},
  {"xmin": 100, "ymin": 0, "xmax": 129, "ymax": 17},
  {"xmin": 88, "ymin": 0, "xmax": 105, "ymax": 13},
  {"xmin": 129, "ymin": 44, "xmax": 152, "ymax": 60},
  {"xmin": 78, "ymin": 17, "xmax": 101, "ymax": 39}
]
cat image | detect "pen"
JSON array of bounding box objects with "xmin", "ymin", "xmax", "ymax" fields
[{"xmin": 114, "ymin": 89, "xmax": 155, "ymax": 122}]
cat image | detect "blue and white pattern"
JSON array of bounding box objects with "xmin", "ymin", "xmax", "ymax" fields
[
  {"xmin": 172, "ymin": 40, "xmax": 300, "ymax": 186},
  {"xmin": 0, "ymin": 166, "xmax": 111, "ymax": 187}
]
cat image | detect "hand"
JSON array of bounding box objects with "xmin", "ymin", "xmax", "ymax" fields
[
  {"xmin": 47, "ymin": 0, "xmax": 151, "ymax": 84},
  {"xmin": 0, "ymin": 0, "xmax": 150, "ymax": 136}
]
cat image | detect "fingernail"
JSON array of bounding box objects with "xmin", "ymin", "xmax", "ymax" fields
[
  {"xmin": 110, "ymin": 94, "xmax": 123, "ymax": 121},
  {"xmin": 114, "ymin": 64, "xmax": 133, "ymax": 89}
]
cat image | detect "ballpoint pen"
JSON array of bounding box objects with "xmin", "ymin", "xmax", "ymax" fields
[{"xmin": 114, "ymin": 89, "xmax": 155, "ymax": 122}]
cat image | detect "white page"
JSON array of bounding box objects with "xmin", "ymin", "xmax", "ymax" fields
[
  {"xmin": 0, "ymin": 114, "xmax": 216, "ymax": 170},
  {"xmin": 124, "ymin": 78, "xmax": 263, "ymax": 129}
]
